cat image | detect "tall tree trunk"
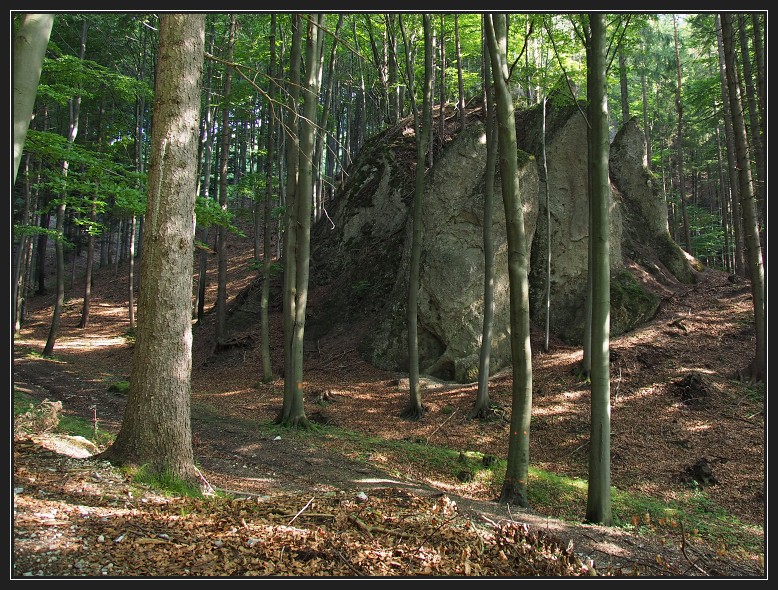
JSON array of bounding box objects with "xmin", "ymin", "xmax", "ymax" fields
[
  {"xmin": 78, "ymin": 200, "xmax": 97, "ymax": 329},
  {"xmin": 216, "ymin": 15, "xmax": 236, "ymax": 343},
  {"xmin": 437, "ymin": 14, "xmax": 446, "ymax": 146},
  {"xmin": 12, "ymin": 13, "xmax": 54, "ymax": 185},
  {"xmin": 715, "ymin": 124, "xmax": 731, "ymax": 272},
  {"xmin": 44, "ymin": 18, "xmax": 86, "ymax": 357},
  {"xmin": 618, "ymin": 44, "xmax": 629, "ymax": 127},
  {"xmin": 13, "ymin": 154, "xmax": 36, "ymax": 335},
  {"xmin": 385, "ymin": 14, "xmax": 401, "ymax": 125},
  {"xmin": 585, "ymin": 12, "xmax": 612, "ymax": 527},
  {"xmin": 542, "ymin": 96, "xmax": 551, "ymax": 353},
  {"xmin": 195, "ymin": 25, "xmax": 216, "ymax": 324},
  {"xmin": 640, "ymin": 41, "xmax": 651, "ymax": 168},
  {"xmin": 673, "ymin": 15, "xmax": 692, "ymax": 254},
  {"xmin": 750, "ymin": 13, "xmax": 766, "ymax": 256},
  {"xmin": 98, "ymin": 14, "xmax": 205, "ymax": 487},
  {"xmin": 737, "ymin": 16, "xmax": 765, "ymax": 238},
  {"xmin": 313, "ymin": 15, "xmax": 344, "ymax": 222},
  {"xmin": 398, "ymin": 14, "xmax": 433, "ymax": 421},
  {"xmin": 486, "ymin": 13, "xmax": 533, "ymax": 508},
  {"xmin": 279, "ymin": 14, "xmax": 303, "ymax": 425},
  {"xmin": 721, "ymin": 13, "xmax": 765, "ymax": 385},
  {"xmin": 579, "ymin": 20, "xmax": 593, "ymax": 383},
  {"xmin": 260, "ymin": 14, "xmax": 278, "ymax": 384},
  {"xmin": 715, "ymin": 14, "xmax": 745, "ymax": 276},
  {"xmin": 471, "ymin": 16, "xmax": 496, "ymax": 421},
  {"xmin": 455, "ymin": 14, "xmax": 466, "ymax": 132},
  {"xmin": 284, "ymin": 13, "xmax": 326, "ymax": 429}
]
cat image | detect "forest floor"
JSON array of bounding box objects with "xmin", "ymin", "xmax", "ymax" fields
[{"xmin": 11, "ymin": 233, "xmax": 766, "ymax": 579}]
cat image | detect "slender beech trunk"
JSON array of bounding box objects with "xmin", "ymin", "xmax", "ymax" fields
[
  {"xmin": 737, "ymin": 15, "xmax": 765, "ymax": 236},
  {"xmin": 259, "ymin": 14, "xmax": 278, "ymax": 384},
  {"xmin": 618, "ymin": 45, "xmax": 629, "ymax": 126},
  {"xmin": 486, "ymin": 13, "xmax": 532, "ymax": 508},
  {"xmin": 398, "ymin": 14, "xmax": 433, "ymax": 421},
  {"xmin": 285, "ymin": 13, "xmax": 325, "ymax": 428},
  {"xmin": 279, "ymin": 14, "xmax": 303, "ymax": 424},
  {"xmin": 673, "ymin": 15, "xmax": 692, "ymax": 254},
  {"xmin": 585, "ymin": 12, "xmax": 612, "ymax": 527},
  {"xmin": 471, "ymin": 17, "xmax": 496, "ymax": 420},
  {"xmin": 455, "ymin": 15, "xmax": 466, "ymax": 132},
  {"xmin": 216, "ymin": 15, "xmax": 236, "ymax": 343},
  {"xmin": 44, "ymin": 19, "xmax": 86, "ymax": 357}
]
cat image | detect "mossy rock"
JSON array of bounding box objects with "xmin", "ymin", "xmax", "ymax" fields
[{"xmin": 610, "ymin": 270, "xmax": 661, "ymax": 337}]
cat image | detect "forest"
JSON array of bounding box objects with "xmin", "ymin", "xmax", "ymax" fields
[{"xmin": 12, "ymin": 12, "xmax": 765, "ymax": 578}]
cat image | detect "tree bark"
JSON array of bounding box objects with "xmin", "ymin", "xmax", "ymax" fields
[
  {"xmin": 673, "ymin": 15, "xmax": 692, "ymax": 254},
  {"xmin": 98, "ymin": 13, "xmax": 206, "ymax": 486},
  {"xmin": 260, "ymin": 14, "xmax": 278, "ymax": 384},
  {"xmin": 585, "ymin": 12, "xmax": 612, "ymax": 527},
  {"xmin": 715, "ymin": 14, "xmax": 745, "ymax": 276},
  {"xmin": 279, "ymin": 14, "xmax": 303, "ymax": 425},
  {"xmin": 399, "ymin": 14, "xmax": 433, "ymax": 421},
  {"xmin": 720, "ymin": 13, "xmax": 765, "ymax": 384},
  {"xmin": 486, "ymin": 13, "xmax": 532, "ymax": 508},
  {"xmin": 455, "ymin": 15, "xmax": 466, "ymax": 132},
  {"xmin": 285, "ymin": 13, "xmax": 326, "ymax": 428},
  {"xmin": 13, "ymin": 13, "xmax": 54, "ymax": 185},
  {"xmin": 216, "ymin": 15, "xmax": 236, "ymax": 343},
  {"xmin": 44, "ymin": 18, "xmax": 86, "ymax": 357},
  {"xmin": 471, "ymin": 16, "xmax": 496, "ymax": 421}
]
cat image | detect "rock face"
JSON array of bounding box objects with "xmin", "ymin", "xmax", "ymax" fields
[
  {"xmin": 609, "ymin": 117, "xmax": 700, "ymax": 287},
  {"xmin": 309, "ymin": 119, "xmax": 537, "ymax": 382},
  {"xmin": 304, "ymin": 100, "xmax": 695, "ymax": 382}
]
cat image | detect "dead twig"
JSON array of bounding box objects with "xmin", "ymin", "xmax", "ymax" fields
[
  {"xmin": 288, "ymin": 496, "xmax": 315, "ymax": 525},
  {"xmin": 680, "ymin": 521, "xmax": 709, "ymax": 575}
]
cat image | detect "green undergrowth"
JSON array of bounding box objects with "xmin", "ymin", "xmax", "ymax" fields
[
  {"xmin": 13, "ymin": 389, "xmax": 114, "ymax": 448},
  {"xmin": 244, "ymin": 414, "xmax": 763, "ymax": 559}
]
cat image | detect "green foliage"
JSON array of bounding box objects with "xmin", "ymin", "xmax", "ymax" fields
[
  {"xmin": 688, "ymin": 204, "xmax": 726, "ymax": 264},
  {"xmin": 194, "ymin": 196, "xmax": 244, "ymax": 238},
  {"xmin": 13, "ymin": 390, "xmax": 113, "ymax": 448}
]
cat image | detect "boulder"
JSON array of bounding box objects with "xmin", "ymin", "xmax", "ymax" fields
[{"xmin": 298, "ymin": 101, "xmax": 696, "ymax": 380}]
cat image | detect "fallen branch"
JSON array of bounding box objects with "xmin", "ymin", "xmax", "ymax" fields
[
  {"xmin": 680, "ymin": 521, "xmax": 708, "ymax": 575},
  {"xmin": 288, "ymin": 497, "xmax": 315, "ymax": 525},
  {"xmin": 426, "ymin": 408, "xmax": 458, "ymax": 443}
]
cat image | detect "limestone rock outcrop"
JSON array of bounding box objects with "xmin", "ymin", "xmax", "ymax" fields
[{"xmin": 297, "ymin": 101, "xmax": 696, "ymax": 381}]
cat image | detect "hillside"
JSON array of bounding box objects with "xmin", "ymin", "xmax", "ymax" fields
[{"xmin": 12, "ymin": 226, "xmax": 765, "ymax": 578}]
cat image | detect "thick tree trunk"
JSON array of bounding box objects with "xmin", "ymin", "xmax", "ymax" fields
[
  {"xmin": 12, "ymin": 13, "xmax": 54, "ymax": 185},
  {"xmin": 486, "ymin": 13, "xmax": 532, "ymax": 508},
  {"xmin": 585, "ymin": 12, "xmax": 612, "ymax": 527},
  {"xmin": 98, "ymin": 14, "xmax": 206, "ymax": 487}
]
